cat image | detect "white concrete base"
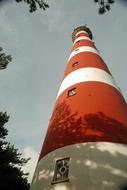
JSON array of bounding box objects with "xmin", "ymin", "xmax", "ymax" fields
[{"xmin": 30, "ymin": 142, "xmax": 127, "ymax": 190}]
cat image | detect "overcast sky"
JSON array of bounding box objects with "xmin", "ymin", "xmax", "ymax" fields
[{"xmin": 0, "ymin": 0, "xmax": 127, "ymax": 182}]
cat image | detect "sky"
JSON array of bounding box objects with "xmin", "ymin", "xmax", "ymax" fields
[{"xmin": 0, "ymin": 0, "xmax": 127, "ymax": 183}]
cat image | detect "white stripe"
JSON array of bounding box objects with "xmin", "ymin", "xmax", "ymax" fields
[
  {"xmin": 68, "ymin": 46, "xmax": 100, "ymax": 61},
  {"xmin": 73, "ymin": 36, "xmax": 92, "ymax": 44},
  {"xmin": 75, "ymin": 30, "xmax": 88, "ymax": 36},
  {"xmin": 31, "ymin": 142, "xmax": 127, "ymax": 190},
  {"xmin": 57, "ymin": 67, "xmax": 119, "ymax": 98}
]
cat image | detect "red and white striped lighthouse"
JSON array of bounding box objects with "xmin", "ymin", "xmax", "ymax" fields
[{"xmin": 31, "ymin": 26, "xmax": 127, "ymax": 190}]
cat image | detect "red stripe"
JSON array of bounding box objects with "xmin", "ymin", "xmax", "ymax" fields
[
  {"xmin": 72, "ymin": 40, "xmax": 96, "ymax": 51},
  {"xmin": 63, "ymin": 53, "xmax": 111, "ymax": 79},
  {"xmin": 39, "ymin": 82, "xmax": 127, "ymax": 159},
  {"xmin": 75, "ymin": 33, "xmax": 89, "ymax": 39}
]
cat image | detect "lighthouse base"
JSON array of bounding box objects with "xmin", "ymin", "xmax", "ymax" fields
[{"xmin": 30, "ymin": 142, "xmax": 127, "ymax": 190}]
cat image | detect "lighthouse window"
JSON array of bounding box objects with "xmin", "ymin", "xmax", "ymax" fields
[
  {"xmin": 75, "ymin": 48, "xmax": 79, "ymax": 52},
  {"xmin": 51, "ymin": 157, "xmax": 70, "ymax": 184},
  {"xmin": 72, "ymin": 61, "xmax": 78, "ymax": 67},
  {"xmin": 76, "ymin": 40, "xmax": 80, "ymax": 43},
  {"xmin": 68, "ymin": 88, "xmax": 76, "ymax": 97}
]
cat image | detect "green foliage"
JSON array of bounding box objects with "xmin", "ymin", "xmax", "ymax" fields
[
  {"xmin": 0, "ymin": 112, "xmax": 9, "ymax": 139},
  {"xmin": 0, "ymin": 112, "xmax": 30, "ymax": 190},
  {"xmin": 94, "ymin": 0, "xmax": 114, "ymax": 14},
  {"xmin": 16, "ymin": 0, "xmax": 49, "ymax": 12},
  {"xmin": 0, "ymin": 47, "xmax": 12, "ymax": 70}
]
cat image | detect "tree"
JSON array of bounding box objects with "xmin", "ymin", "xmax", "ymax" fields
[
  {"xmin": 0, "ymin": 112, "xmax": 30, "ymax": 190},
  {"xmin": 0, "ymin": 0, "xmax": 49, "ymax": 12},
  {"xmin": 0, "ymin": 0, "xmax": 117, "ymax": 14},
  {"xmin": 16, "ymin": 0, "xmax": 49, "ymax": 12},
  {"xmin": 0, "ymin": 47, "xmax": 12, "ymax": 70},
  {"xmin": 93, "ymin": 0, "xmax": 115, "ymax": 14}
]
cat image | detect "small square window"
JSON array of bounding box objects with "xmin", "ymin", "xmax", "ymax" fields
[
  {"xmin": 68, "ymin": 88, "xmax": 76, "ymax": 97},
  {"xmin": 76, "ymin": 40, "xmax": 80, "ymax": 43},
  {"xmin": 75, "ymin": 48, "xmax": 79, "ymax": 52},
  {"xmin": 72, "ymin": 61, "xmax": 78, "ymax": 67},
  {"xmin": 51, "ymin": 157, "xmax": 70, "ymax": 184}
]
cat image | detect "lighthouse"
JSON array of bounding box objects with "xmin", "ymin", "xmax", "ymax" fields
[{"xmin": 30, "ymin": 26, "xmax": 127, "ymax": 190}]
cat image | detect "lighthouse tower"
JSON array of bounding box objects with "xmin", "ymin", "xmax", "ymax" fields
[{"xmin": 30, "ymin": 26, "xmax": 127, "ymax": 190}]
